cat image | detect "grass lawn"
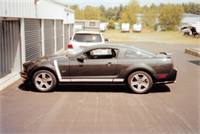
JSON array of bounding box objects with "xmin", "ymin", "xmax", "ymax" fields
[{"xmin": 103, "ymin": 30, "xmax": 200, "ymax": 45}]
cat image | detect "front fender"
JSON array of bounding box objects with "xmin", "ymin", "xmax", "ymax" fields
[{"xmin": 28, "ymin": 61, "xmax": 57, "ymax": 79}]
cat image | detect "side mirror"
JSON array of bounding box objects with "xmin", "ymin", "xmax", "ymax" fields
[
  {"xmin": 105, "ymin": 38, "xmax": 109, "ymax": 42},
  {"xmin": 77, "ymin": 55, "xmax": 86, "ymax": 63}
]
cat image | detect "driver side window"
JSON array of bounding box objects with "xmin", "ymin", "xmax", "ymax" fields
[{"xmin": 85, "ymin": 48, "xmax": 117, "ymax": 59}]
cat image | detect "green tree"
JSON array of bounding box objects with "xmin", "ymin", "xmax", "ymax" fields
[
  {"xmin": 70, "ymin": 5, "xmax": 84, "ymax": 20},
  {"xmin": 143, "ymin": 4, "xmax": 159, "ymax": 29},
  {"xmin": 107, "ymin": 20, "xmax": 115, "ymax": 29},
  {"xmin": 159, "ymin": 4, "xmax": 184, "ymax": 30},
  {"xmin": 99, "ymin": 5, "xmax": 107, "ymax": 21},
  {"xmin": 182, "ymin": 3, "xmax": 200, "ymax": 15},
  {"xmin": 116, "ymin": 4, "xmax": 124, "ymax": 21},
  {"xmin": 120, "ymin": 0, "xmax": 139, "ymax": 24},
  {"xmin": 84, "ymin": 6, "xmax": 101, "ymax": 20},
  {"xmin": 104, "ymin": 7, "xmax": 116, "ymax": 20}
]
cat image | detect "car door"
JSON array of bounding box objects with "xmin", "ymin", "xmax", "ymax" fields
[{"xmin": 69, "ymin": 48, "xmax": 118, "ymax": 81}]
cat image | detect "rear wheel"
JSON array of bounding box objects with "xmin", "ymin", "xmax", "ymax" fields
[
  {"xmin": 32, "ymin": 70, "xmax": 57, "ymax": 92},
  {"xmin": 128, "ymin": 71, "xmax": 153, "ymax": 94}
]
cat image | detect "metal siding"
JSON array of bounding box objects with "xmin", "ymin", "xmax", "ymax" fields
[
  {"xmin": 69, "ymin": 24, "xmax": 74, "ymax": 38},
  {"xmin": 64, "ymin": 24, "xmax": 70, "ymax": 48},
  {"xmin": 0, "ymin": 0, "xmax": 35, "ymax": 18},
  {"xmin": 44, "ymin": 20, "xmax": 54, "ymax": 56},
  {"xmin": 0, "ymin": 20, "xmax": 20, "ymax": 78},
  {"xmin": 0, "ymin": 0, "xmax": 74, "ymax": 21},
  {"xmin": 56, "ymin": 20, "xmax": 63, "ymax": 51},
  {"xmin": 24, "ymin": 19, "xmax": 42, "ymax": 61}
]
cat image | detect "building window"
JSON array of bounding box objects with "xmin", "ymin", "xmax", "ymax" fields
[{"xmin": 89, "ymin": 22, "xmax": 96, "ymax": 27}]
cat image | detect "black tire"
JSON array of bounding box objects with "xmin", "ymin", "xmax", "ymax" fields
[
  {"xmin": 128, "ymin": 71, "xmax": 153, "ymax": 94},
  {"xmin": 32, "ymin": 70, "xmax": 57, "ymax": 92}
]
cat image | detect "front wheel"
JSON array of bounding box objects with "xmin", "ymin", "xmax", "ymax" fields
[
  {"xmin": 128, "ymin": 71, "xmax": 153, "ymax": 94},
  {"xmin": 32, "ymin": 70, "xmax": 57, "ymax": 92}
]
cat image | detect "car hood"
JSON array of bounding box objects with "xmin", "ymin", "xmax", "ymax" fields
[{"xmin": 32, "ymin": 52, "xmax": 68, "ymax": 63}]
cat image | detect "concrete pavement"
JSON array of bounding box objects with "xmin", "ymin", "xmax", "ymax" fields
[{"xmin": 185, "ymin": 48, "xmax": 200, "ymax": 57}]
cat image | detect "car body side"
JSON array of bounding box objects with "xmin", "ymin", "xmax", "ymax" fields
[{"xmin": 21, "ymin": 45, "xmax": 177, "ymax": 85}]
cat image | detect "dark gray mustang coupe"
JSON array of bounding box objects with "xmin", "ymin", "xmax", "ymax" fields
[{"xmin": 20, "ymin": 44, "xmax": 177, "ymax": 94}]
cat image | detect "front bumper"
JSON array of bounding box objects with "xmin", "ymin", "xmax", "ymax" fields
[
  {"xmin": 20, "ymin": 71, "xmax": 28, "ymax": 80},
  {"xmin": 155, "ymin": 69, "xmax": 177, "ymax": 84}
]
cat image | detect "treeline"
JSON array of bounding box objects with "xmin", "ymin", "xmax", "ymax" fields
[
  {"xmin": 182, "ymin": 2, "xmax": 200, "ymax": 15},
  {"xmin": 71, "ymin": 0, "xmax": 200, "ymax": 31}
]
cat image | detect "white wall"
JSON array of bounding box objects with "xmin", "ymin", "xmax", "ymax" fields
[
  {"xmin": 0, "ymin": 0, "xmax": 74, "ymax": 24},
  {"xmin": 64, "ymin": 11, "xmax": 74, "ymax": 24},
  {"xmin": 0, "ymin": 0, "xmax": 35, "ymax": 18},
  {"xmin": 37, "ymin": 0, "xmax": 64, "ymax": 19},
  {"xmin": 182, "ymin": 14, "xmax": 200, "ymax": 24}
]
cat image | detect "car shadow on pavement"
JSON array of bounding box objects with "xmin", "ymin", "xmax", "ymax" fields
[{"xmin": 18, "ymin": 82, "xmax": 171, "ymax": 94}]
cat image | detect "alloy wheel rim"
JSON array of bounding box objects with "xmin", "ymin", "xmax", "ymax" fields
[
  {"xmin": 35, "ymin": 72, "xmax": 53, "ymax": 91},
  {"xmin": 131, "ymin": 73, "xmax": 149, "ymax": 92}
]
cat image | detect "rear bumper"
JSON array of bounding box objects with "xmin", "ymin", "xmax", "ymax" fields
[{"xmin": 155, "ymin": 69, "xmax": 177, "ymax": 84}]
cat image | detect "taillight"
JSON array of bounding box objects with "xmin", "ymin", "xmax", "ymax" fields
[
  {"xmin": 67, "ymin": 43, "xmax": 73, "ymax": 49},
  {"xmin": 158, "ymin": 74, "xmax": 168, "ymax": 79}
]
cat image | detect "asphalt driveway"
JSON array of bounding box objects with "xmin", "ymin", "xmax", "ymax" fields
[{"xmin": 0, "ymin": 43, "xmax": 199, "ymax": 134}]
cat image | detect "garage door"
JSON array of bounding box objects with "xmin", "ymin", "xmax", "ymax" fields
[
  {"xmin": 0, "ymin": 20, "xmax": 20, "ymax": 78},
  {"xmin": 24, "ymin": 19, "xmax": 42, "ymax": 61},
  {"xmin": 64, "ymin": 24, "xmax": 70, "ymax": 49},
  {"xmin": 44, "ymin": 20, "xmax": 54, "ymax": 56},
  {"xmin": 56, "ymin": 20, "xmax": 63, "ymax": 51}
]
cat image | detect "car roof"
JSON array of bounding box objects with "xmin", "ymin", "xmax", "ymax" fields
[
  {"xmin": 86, "ymin": 43, "xmax": 137, "ymax": 49},
  {"xmin": 84, "ymin": 43, "xmax": 155, "ymax": 56},
  {"xmin": 75, "ymin": 31, "xmax": 101, "ymax": 34},
  {"xmin": 82, "ymin": 43, "xmax": 138, "ymax": 50}
]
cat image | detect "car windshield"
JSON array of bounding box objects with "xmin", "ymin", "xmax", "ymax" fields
[{"xmin": 73, "ymin": 33, "xmax": 102, "ymax": 42}]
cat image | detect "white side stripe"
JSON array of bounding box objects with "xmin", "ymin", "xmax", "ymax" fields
[
  {"xmin": 54, "ymin": 60, "xmax": 61, "ymax": 80},
  {"xmin": 113, "ymin": 79, "xmax": 124, "ymax": 82},
  {"xmin": 54, "ymin": 60, "xmax": 70, "ymax": 82},
  {"xmin": 71, "ymin": 79, "xmax": 113, "ymax": 82}
]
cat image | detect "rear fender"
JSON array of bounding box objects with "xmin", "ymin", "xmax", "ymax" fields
[{"xmin": 121, "ymin": 64, "xmax": 156, "ymax": 82}]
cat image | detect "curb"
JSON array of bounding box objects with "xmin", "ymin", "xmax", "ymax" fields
[
  {"xmin": 0, "ymin": 75, "xmax": 20, "ymax": 91},
  {"xmin": 185, "ymin": 48, "xmax": 200, "ymax": 57}
]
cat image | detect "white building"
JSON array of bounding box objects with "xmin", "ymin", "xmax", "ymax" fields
[
  {"xmin": 0, "ymin": 0, "xmax": 75, "ymax": 90},
  {"xmin": 121, "ymin": 23, "xmax": 130, "ymax": 32},
  {"xmin": 75, "ymin": 20, "xmax": 100, "ymax": 32},
  {"xmin": 181, "ymin": 13, "xmax": 200, "ymax": 25}
]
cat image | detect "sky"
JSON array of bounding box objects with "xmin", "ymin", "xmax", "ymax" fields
[{"xmin": 61, "ymin": 0, "xmax": 200, "ymax": 8}]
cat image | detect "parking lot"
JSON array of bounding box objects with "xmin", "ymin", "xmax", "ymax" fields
[{"xmin": 0, "ymin": 43, "xmax": 199, "ymax": 134}]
